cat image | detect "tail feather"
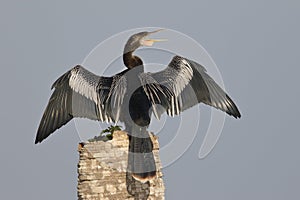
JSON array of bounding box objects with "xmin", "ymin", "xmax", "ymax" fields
[{"xmin": 128, "ymin": 134, "xmax": 156, "ymax": 182}]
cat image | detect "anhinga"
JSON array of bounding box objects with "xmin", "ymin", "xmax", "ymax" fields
[{"xmin": 35, "ymin": 29, "xmax": 241, "ymax": 182}]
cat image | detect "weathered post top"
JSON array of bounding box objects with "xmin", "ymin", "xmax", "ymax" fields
[{"xmin": 77, "ymin": 130, "xmax": 165, "ymax": 200}]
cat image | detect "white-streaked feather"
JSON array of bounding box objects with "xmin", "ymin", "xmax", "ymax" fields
[
  {"xmin": 107, "ymin": 74, "xmax": 127, "ymax": 122},
  {"xmin": 68, "ymin": 66, "xmax": 116, "ymax": 122},
  {"xmin": 139, "ymin": 73, "xmax": 165, "ymax": 119},
  {"xmin": 143, "ymin": 56, "xmax": 194, "ymax": 118},
  {"xmin": 142, "ymin": 55, "xmax": 240, "ymax": 119},
  {"xmin": 69, "ymin": 66, "xmax": 99, "ymax": 104}
]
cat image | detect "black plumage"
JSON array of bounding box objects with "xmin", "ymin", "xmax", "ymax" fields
[{"xmin": 35, "ymin": 30, "xmax": 241, "ymax": 181}]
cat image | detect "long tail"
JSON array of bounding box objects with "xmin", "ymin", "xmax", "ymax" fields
[{"xmin": 127, "ymin": 131, "xmax": 156, "ymax": 182}]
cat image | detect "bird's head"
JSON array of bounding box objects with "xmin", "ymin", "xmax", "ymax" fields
[{"xmin": 124, "ymin": 29, "xmax": 166, "ymax": 54}]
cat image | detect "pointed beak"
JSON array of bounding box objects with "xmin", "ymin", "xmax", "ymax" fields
[
  {"xmin": 141, "ymin": 29, "xmax": 167, "ymax": 46},
  {"xmin": 148, "ymin": 28, "xmax": 165, "ymax": 34},
  {"xmin": 141, "ymin": 38, "xmax": 167, "ymax": 46}
]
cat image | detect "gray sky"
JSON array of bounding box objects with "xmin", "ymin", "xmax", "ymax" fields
[{"xmin": 1, "ymin": 0, "xmax": 300, "ymax": 199}]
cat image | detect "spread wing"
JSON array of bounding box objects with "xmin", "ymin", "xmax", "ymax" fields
[
  {"xmin": 35, "ymin": 65, "xmax": 127, "ymax": 143},
  {"xmin": 140, "ymin": 55, "xmax": 241, "ymax": 119}
]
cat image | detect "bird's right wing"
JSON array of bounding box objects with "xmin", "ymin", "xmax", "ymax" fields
[
  {"xmin": 35, "ymin": 65, "xmax": 127, "ymax": 143},
  {"xmin": 141, "ymin": 56, "xmax": 241, "ymax": 119},
  {"xmin": 139, "ymin": 56, "xmax": 194, "ymax": 118}
]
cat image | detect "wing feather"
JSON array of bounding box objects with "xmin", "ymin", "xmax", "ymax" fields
[
  {"xmin": 35, "ymin": 65, "xmax": 126, "ymax": 143},
  {"xmin": 185, "ymin": 58, "xmax": 241, "ymax": 118},
  {"xmin": 141, "ymin": 56, "xmax": 241, "ymax": 119}
]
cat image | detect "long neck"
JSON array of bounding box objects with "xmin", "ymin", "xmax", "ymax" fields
[{"xmin": 123, "ymin": 51, "xmax": 143, "ymax": 69}]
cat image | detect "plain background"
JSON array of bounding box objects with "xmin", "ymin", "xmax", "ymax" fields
[{"xmin": 1, "ymin": 0, "xmax": 300, "ymax": 199}]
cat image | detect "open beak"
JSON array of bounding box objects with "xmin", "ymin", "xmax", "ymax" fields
[
  {"xmin": 142, "ymin": 38, "xmax": 167, "ymax": 46},
  {"xmin": 141, "ymin": 29, "xmax": 167, "ymax": 46}
]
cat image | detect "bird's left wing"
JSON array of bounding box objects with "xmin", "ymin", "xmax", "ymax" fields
[{"xmin": 35, "ymin": 65, "xmax": 127, "ymax": 143}]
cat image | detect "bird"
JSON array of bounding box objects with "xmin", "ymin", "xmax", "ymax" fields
[{"xmin": 35, "ymin": 29, "xmax": 241, "ymax": 182}]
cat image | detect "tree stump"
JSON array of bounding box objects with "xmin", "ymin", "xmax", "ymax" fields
[{"xmin": 77, "ymin": 131, "xmax": 165, "ymax": 200}]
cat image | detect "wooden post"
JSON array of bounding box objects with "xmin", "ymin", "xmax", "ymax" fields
[{"xmin": 77, "ymin": 131, "xmax": 165, "ymax": 200}]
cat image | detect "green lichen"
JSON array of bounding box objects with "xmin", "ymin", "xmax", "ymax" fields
[
  {"xmin": 87, "ymin": 125, "xmax": 122, "ymax": 142},
  {"xmin": 101, "ymin": 125, "xmax": 122, "ymax": 137}
]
